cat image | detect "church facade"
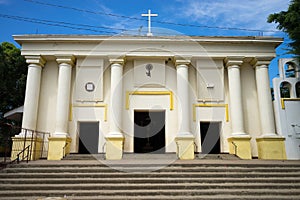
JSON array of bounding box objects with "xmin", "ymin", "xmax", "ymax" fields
[{"xmin": 11, "ymin": 35, "xmax": 287, "ymax": 160}]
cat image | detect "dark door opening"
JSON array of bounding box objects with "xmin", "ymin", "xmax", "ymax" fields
[
  {"xmin": 134, "ymin": 110, "xmax": 165, "ymax": 153},
  {"xmin": 200, "ymin": 122, "xmax": 221, "ymax": 154},
  {"xmin": 79, "ymin": 122, "xmax": 99, "ymax": 154}
]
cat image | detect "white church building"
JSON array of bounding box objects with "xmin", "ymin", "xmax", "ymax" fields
[{"xmin": 11, "ymin": 34, "xmax": 289, "ymax": 160}]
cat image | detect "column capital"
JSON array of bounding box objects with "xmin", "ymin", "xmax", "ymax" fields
[
  {"xmin": 56, "ymin": 55, "xmax": 76, "ymax": 66},
  {"xmin": 175, "ymin": 59, "xmax": 191, "ymax": 67},
  {"xmin": 250, "ymin": 57, "xmax": 273, "ymax": 68},
  {"xmin": 224, "ymin": 56, "xmax": 244, "ymax": 67},
  {"xmin": 25, "ymin": 55, "xmax": 46, "ymax": 67},
  {"xmin": 109, "ymin": 57, "xmax": 126, "ymax": 66}
]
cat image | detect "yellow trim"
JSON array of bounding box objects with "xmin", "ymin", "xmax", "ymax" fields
[
  {"xmin": 193, "ymin": 103, "xmax": 229, "ymax": 122},
  {"xmin": 70, "ymin": 103, "xmax": 108, "ymax": 121},
  {"xmin": 280, "ymin": 98, "xmax": 300, "ymax": 109},
  {"xmin": 126, "ymin": 91, "xmax": 174, "ymax": 110}
]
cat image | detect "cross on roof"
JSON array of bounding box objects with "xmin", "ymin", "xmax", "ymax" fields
[{"xmin": 141, "ymin": 9, "xmax": 158, "ymax": 36}]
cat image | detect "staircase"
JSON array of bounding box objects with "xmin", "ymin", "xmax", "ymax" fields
[{"xmin": 0, "ymin": 157, "xmax": 300, "ymax": 200}]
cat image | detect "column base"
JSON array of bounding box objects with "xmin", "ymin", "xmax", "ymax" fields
[
  {"xmin": 175, "ymin": 134, "xmax": 195, "ymax": 160},
  {"xmin": 256, "ymin": 136, "xmax": 286, "ymax": 160},
  {"xmin": 11, "ymin": 137, "xmax": 43, "ymax": 161},
  {"xmin": 47, "ymin": 137, "xmax": 72, "ymax": 160},
  {"xmin": 105, "ymin": 134, "xmax": 124, "ymax": 160},
  {"xmin": 228, "ymin": 136, "xmax": 252, "ymax": 159}
]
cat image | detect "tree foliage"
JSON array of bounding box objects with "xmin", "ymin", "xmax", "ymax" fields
[
  {"xmin": 268, "ymin": 0, "xmax": 300, "ymax": 59},
  {"xmin": 0, "ymin": 42, "xmax": 27, "ymax": 146}
]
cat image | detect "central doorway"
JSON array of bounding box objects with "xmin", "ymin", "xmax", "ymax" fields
[
  {"xmin": 134, "ymin": 110, "xmax": 165, "ymax": 153},
  {"xmin": 78, "ymin": 122, "xmax": 99, "ymax": 154},
  {"xmin": 200, "ymin": 122, "xmax": 221, "ymax": 154}
]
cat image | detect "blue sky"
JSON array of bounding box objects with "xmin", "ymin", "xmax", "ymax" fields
[{"xmin": 0, "ymin": 0, "xmax": 293, "ymax": 83}]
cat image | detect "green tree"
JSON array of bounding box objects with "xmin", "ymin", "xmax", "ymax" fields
[
  {"xmin": 0, "ymin": 42, "xmax": 27, "ymax": 149},
  {"xmin": 267, "ymin": 0, "xmax": 300, "ymax": 59}
]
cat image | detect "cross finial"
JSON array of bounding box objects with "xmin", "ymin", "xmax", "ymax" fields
[{"xmin": 141, "ymin": 9, "xmax": 158, "ymax": 36}]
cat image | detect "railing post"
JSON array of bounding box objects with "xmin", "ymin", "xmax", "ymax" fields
[
  {"xmin": 22, "ymin": 129, "xmax": 27, "ymax": 160},
  {"xmin": 40, "ymin": 133, "xmax": 45, "ymax": 158},
  {"xmin": 26, "ymin": 146, "xmax": 30, "ymax": 163},
  {"xmin": 29, "ymin": 130, "xmax": 34, "ymax": 160}
]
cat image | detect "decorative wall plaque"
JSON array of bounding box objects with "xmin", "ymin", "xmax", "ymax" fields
[
  {"xmin": 85, "ymin": 82, "xmax": 95, "ymax": 92},
  {"xmin": 134, "ymin": 60, "xmax": 165, "ymax": 87},
  {"xmin": 145, "ymin": 63, "xmax": 153, "ymax": 77},
  {"xmin": 74, "ymin": 58, "xmax": 104, "ymax": 101}
]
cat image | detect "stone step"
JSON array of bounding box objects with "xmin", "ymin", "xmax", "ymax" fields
[
  {"xmin": 1, "ymin": 171, "xmax": 299, "ymax": 179},
  {"xmin": 196, "ymin": 154, "xmax": 241, "ymax": 160},
  {"xmin": 63, "ymin": 153, "xmax": 240, "ymax": 161},
  {"xmin": 0, "ymin": 188, "xmax": 300, "ymax": 197},
  {"xmin": 3, "ymin": 166, "xmax": 300, "ymax": 173},
  {"xmin": 1, "ymin": 182, "xmax": 300, "ymax": 191},
  {"xmin": 2, "ymin": 195, "xmax": 300, "ymax": 200},
  {"xmin": 7, "ymin": 161, "xmax": 300, "ymax": 169},
  {"xmin": 1, "ymin": 177, "xmax": 300, "ymax": 184},
  {"xmin": 63, "ymin": 154, "xmax": 105, "ymax": 160},
  {"xmin": 1, "ymin": 159, "xmax": 300, "ymax": 199}
]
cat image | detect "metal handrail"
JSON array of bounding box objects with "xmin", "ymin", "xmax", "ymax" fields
[{"xmin": 11, "ymin": 145, "xmax": 31, "ymax": 164}]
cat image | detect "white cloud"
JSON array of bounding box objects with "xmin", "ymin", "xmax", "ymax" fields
[{"xmin": 172, "ymin": 0, "xmax": 289, "ymax": 34}]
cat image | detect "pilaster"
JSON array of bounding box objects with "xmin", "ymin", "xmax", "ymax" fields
[
  {"xmin": 224, "ymin": 57, "xmax": 247, "ymax": 136},
  {"xmin": 48, "ymin": 55, "xmax": 75, "ymax": 160},
  {"xmin": 52, "ymin": 55, "xmax": 75, "ymax": 137},
  {"xmin": 21, "ymin": 56, "xmax": 46, "ymax": 132},
  {"xmin": 174, "ymin": 59, "xmax": 194, "ymax": 160},
  {"xmin": 225, "ymin": 57, "xmax": 252, "ymax": 159},
  {"xmin": 252, "ymin": 57, "xmax": 286, "ymax": 160},
  {"xmin": 105, "ymin": 58, "xmax": 125, "ymax": 160}
]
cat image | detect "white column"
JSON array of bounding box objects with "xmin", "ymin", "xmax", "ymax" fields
[
  {"xmin": 108, "ymin": 59, "xmax": 124, "ymax": 136},
  {"xmin": 176, "ymin": 60, "xmax": 192, "ymax": 135},
  {"xmin": 53, "ymin": 56, "xmax": 75, "ymax": 137},
  {"xmin": 21, "ymin": 56, "xmax": 46, "ymax": 132},
  {"xmin": 225, "ymin": 58, "xmax": 247, "ymax": 136},
  {"xmin": 254, "ymin": 59, "xmax": 276, "ymax": 136}
]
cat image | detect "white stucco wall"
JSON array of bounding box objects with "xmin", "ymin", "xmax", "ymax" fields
[{"xmin": 273, "ymin": 77, "xmax": 300, "ymax": 159}]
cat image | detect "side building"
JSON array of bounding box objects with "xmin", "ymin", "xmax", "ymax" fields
[{"xmin": 273, "ymin": 58, "xmax": 300, "ymax": 159}]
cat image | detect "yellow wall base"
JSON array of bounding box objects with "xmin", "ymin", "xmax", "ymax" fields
[
  {"xmin": 11, "ymin": 137, "xmax": 43, "ymax": 161},
  {"xmin": 228, "ymin": 136, "xmax": 252, "ymax": 159},
  {"xmin": 175, "ymin": 135, "xmax": 195, "ymax": 160},
  {"xmin": 105, "ymin": 136, "xmax": 124, "ymax": 160},
  {"xmin": 256, "ymin": 137, "xmax": 286, "ymax": 160},
  {"xmin": 47, "ymin": 137, "xmax": 72, "ymax": 160}
]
